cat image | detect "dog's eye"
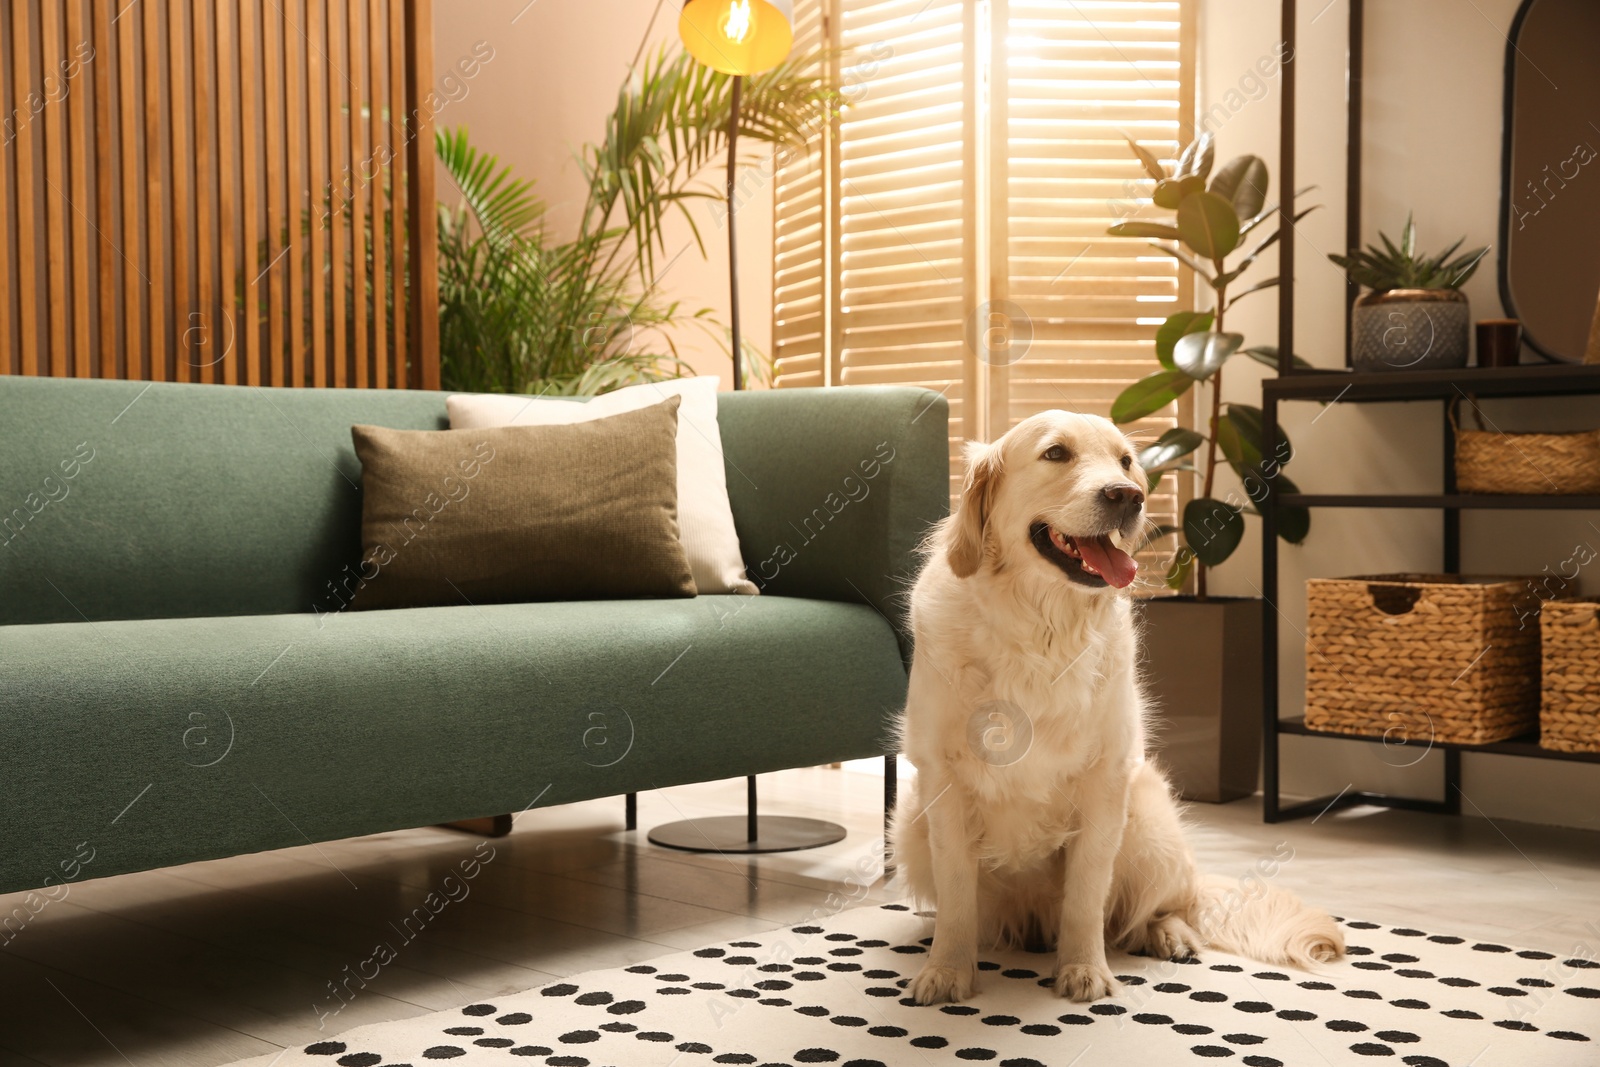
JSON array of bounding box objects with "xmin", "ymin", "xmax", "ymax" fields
[
  {"xmin": 1042, "ymin": 444, "xmax": 1068, "ymax": 462},
  {"xmin": 1120, "ymin": 455, "xmax": 1133, "ymax": 470}
]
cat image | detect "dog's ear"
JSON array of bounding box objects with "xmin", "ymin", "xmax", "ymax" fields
[{"xmin": 946, "ymin": 440, "xmax": 1003, "ymax": 578}]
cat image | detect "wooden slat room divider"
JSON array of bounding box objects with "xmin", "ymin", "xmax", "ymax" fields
[{"xmin": 0, "ymin": 0, "xmax": 439, "ymax": 388}]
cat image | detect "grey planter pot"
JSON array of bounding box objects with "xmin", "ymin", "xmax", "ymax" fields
[
  {"xmin": 1137, "ymin": 596, "xmax": 1263, "ymax": 804},
  {"xmin": 1351, "ymin": 288, "xmax": 1471, "ymax": 371}
]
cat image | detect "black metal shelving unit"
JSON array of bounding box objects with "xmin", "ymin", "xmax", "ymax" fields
[{"xmin": 1258, "ymin": 1, "xmax": 1600, "ymax": 822}]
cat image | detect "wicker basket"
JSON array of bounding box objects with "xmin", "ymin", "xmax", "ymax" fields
[
  {"xmin": 1541, "ymin": 597, "xmax": 1600, "ymax": 753},
  {"xmin": 1453, "ymin": 399, "xmax": 1600, "ymax": 495},
  {"xmin": 1305, "ymin": 574, "xmax": 1552, "ymax": 745}
]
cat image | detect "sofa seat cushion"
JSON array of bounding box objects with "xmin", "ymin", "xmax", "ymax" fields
[{"xmin": 0, "ymin": 596, "xmax": 906, "ymax": 894}]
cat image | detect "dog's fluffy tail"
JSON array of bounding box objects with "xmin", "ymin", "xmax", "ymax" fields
[{"xmin": 1193, "ymin": 874, "xmax": 1345, "ymax": 969}]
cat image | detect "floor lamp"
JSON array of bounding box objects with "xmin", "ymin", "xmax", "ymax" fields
[{"xmin": 642, "ymin": 0, "xmax": 846, "ymax": 855}]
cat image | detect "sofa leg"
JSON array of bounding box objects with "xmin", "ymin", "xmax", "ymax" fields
[
  {"xmin": 625, "ymin": 792, "xmax": 637, "ymax": 831},
  {"xmin": 441, "ymin": 814, "xmax": 513, "ymax": 838},
  {"xmin": 646, "ymin": 774, "xmax": 846, "ymax": 854}
]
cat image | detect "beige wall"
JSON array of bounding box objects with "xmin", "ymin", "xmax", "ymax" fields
[
  {"xmin": 432, "ymin": 0, "xmax": 774, "ymax": 388},
  {"xmin": 1202, "ymin": 0, "xmax": 1600, "ymax": 829}
]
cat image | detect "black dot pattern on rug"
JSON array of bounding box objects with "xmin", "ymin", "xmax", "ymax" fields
[
  {"xmin": 1473, "ymin": 943, "xmax": 1511, "ymax": 953},
  {"xmin": 1395, "ymin": 970, "xmax": 1434, "ymax": 979},
  {"xmin": 1190, "ymin": 1045, "xmax": 1234, "ymax": 1057},
  {"xmin": 1568, "ymin": 987, "xmax": 1600, "ymax": 998},
  {"xmin": 543, "ymin": 983, "xmax": 580, "ymax": 996},
  {"xmin": 1426, "ymin": 935, "xmax": 1463, "ymax": 945},
  {"xmin": 574, "ymin": 991, "xmax": 612, "ymax": 1006},
  {"xmin": 475, "ymin": 1038, "xmax": 514, "ymax": 1048},
  {"xmin": 1000, "ymin": 1059, "xmax": 1046, "ymax": 1067},
  {"xmin": 869, "ymin": 1025, "xmax": 907, "ymax": 1038},
  {"xmin": 1443, "ymin": 1010, "xmax": 1482, "ymax": 1020},
  {"xmin": 608, "ymin": 1000, "xmax": 647, "ymax": 1014},
  {"xmin": 1327, "ymin": 1020, "xmax": 1369, "ymax": 1032},
  {"xmin": 305, "ymin": 1043, "xmax": 346, "ymax": 1056},
  {"xmin": 1251, "ymin": 972, "xmax": 1289, "ymax": 981},
  {"xmin": 1191, "ymin": 991, "xmax": 1228, "ymax": 1003},
  {"xmin": 1439, "ymin": 977, "xmax": 1478, "ymax": 987},
  {"xmin": 1173, "ymin": 1024, "xmax": 1213, "ymax": 1035},
  {"xmin": 510, "ymin": 1047, "xmax": 551, "ymax": 1058},
  {"xmin": 713, "ymin": 1055, "xmax": 756, "ymax": 1065},
  {"xmin": 600, "ymin": 1023, "xmax": 635, "ymax": 1033},
  {"xmin": 442, "ymin": 1027, "xmax": 482, "ymax": 1036},
  {"xmin": 1495, "ymin": 1020, "xmax": 1538, "ymax": 1032},
  {"xmin": 1299, "ymin": 981, "xmax": 1335, "ymax": 991},
  {"xmin": 795, "ymin": 1049, "xmax": 839, "ymax": 1062},
  {"xmin": 1277, "ymin": 1010, "xmax": 1315, "ymax": 1022},
  {"xmin": 1223, "ymin": 1033, "xmax": 1265, "ymax": 1045},
  {"xmin": 1059, "ymin": 1014, "xmax": 1094, "ymax": 1026},
  {"xmin": 910, "ymin": 1036, "xmax": 948, "ymax": 1049},
  {"xmin": 1348, "ymin": 1044, "xmax": 1393, "ymax": 1057},
  {"xmin": 1389, "ymin": 999, "xmax": 1429, "ymax": 1010},
  {"xmin": 422, "ymin": 1047, "xmax": 465, "ymax": 1059},
  {"xmin": 1242, "ymin": 1058, "xmax": 1283, "ymax": 1067},
  {"xmin": 678, "ymin": 1042, "xmax": 713, "ymax": 1053},
  {"xmin": 1002, "ymin": 968, "xmax": 1038, "ymax": 979},
  {"xmin": 547, "ymin": 1058, "xmax": 588, "ymax": 1067},
  {"xmin": 336, "ymin": 1055, "xmax": 379, "ymax": 1067},
  {"xmin": 462, "ymin": 1004, "xmax": 496, "ymax": 1016},
  {"xmin": 830, "ymin": 1016, "xmax": 868, "ymax": 1027},
  {"xmin": 1376, "ymin": 1031, "xmax": 1419, "ymax": 1043},
  {"xmin": 1134, "ymin": 1013, "xmax": 1173, "ymax": 1025},
  {"xmin": 1020, "ymin": 1024, "xmax": 1059, "ymax": 1036},
  {"xmin": 1089, "ymin": 1004, "xmax": 1125, "ymax": 1016},
  {"xmin": 980, "ymin": 1015, "xmax": 1019, "ymax": 1027},
  {"xmin": 954, "ymin": 1049, "xmax": 997, "ymax": 1060},
  {"xmin": 1550, "ymin": 1031, "xmax": 1593, "ymax": 1041},
  {"xmin": 941, "ymin": 1005, "xmax": 980, "ymax": 1016},
  {"xmin": 497, "ymin": 1012, "xmax": 532, "ymax": 1025},
  {"xmin": 1233, "ymin": 1002, "xmax": 1273, "ymax": 1014},
  {"xmin": 559, "ymin": 1031, "xmax": 600, "ymax": 1044},
  {"xmin": 1400, "ymin": 1058, "xmax": 1447, "ymax": 1067}
]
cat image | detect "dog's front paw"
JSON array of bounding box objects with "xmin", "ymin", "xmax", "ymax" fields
[
  {"xmin": 1054, "ymin": 960, "xmax": 1120, "ymax": 1002},
  {"xmin": 907, "ymin": 963, "xmax": 978, "ymax": 1004}
]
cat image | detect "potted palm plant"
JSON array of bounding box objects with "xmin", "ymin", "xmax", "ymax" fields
[
  {"xmin": 1105, "ymin": 133, "xmax": 1316, "ymax": 802},
  {"xmin": 434, "ymin": 45, "xmax": 834, "ymax": 396},
  {"xmin": 1328, "ymin": 213, "xmax": 1488, "ymax": 371}
]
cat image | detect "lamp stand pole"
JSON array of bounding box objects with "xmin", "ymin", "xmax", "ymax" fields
[
  {"xmin": 641, "ymin": 72, "xmax": 847, "ymax": 858},
  {"xmin": 727, "ymin": 74, "xmax": 743, "ymax": 391}
]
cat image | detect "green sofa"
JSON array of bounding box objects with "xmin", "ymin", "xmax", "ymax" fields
[{"xmin": 0, "ymin": 377, "xmax": 947, "ymax": 896}]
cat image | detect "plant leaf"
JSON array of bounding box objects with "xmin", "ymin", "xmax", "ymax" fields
[
  {"xmin": 1155, "ymin": 311, "xmax": 1214, "ymax": 369},
  {"xmin": 1152, "ymin": 175, "xmax": 1207, "ymax": 209},
  {"xmin": 1183, "ymin": 497, "xmax": 1245, "ymax": 568},
  {"xmin": 1138, "ymin": 426, "xmax": 1206, "ymax": 470},
  {"xmin": 1225, "ymin": 276, "xmax": 1281, "ymax": 310},
  {"xmin": 1269, "ymin": 471, "xmax": 1311, "ymax": 544},
  {"xmin": 1109, "ymin": 220, "xmax": 1184, "ymax": 240},
  {"xmin": 1172, "ymin": 330, "xmax": 1243, "ymax": 380},
  {"xmin": 1146, "ymin": 241, "xmax": 1215, "ymax": 282},
  {"xmin": 1242, "ymin": 345, "xmax": 1314, "ymax": 372},
  {"xmin": 1165, "ymin": 550, "xmax": 1193, "ymax": 591},
  {"xmin": 1176, "ymin": 191, "xmax": 1241, "ymax": 260},
  {"xmin": 1111, "ymin": 369, "xmax": 1193, "ymax": 423},
  {"xmin": 1216, "ymin": 409, "xmax": 1262, "ymax": 469},
  {"xmin": 1209, "ymin": 154, "xmax": 1269, "ymax": 220},
  {"xmin": 1124, "ymin": 135, "xmax": 1167, "ymax": 183}
]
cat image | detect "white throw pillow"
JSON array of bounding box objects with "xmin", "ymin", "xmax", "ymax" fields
[{"xmin": 446, "ymin": 377, "xmax": 757, "ymax": 595}]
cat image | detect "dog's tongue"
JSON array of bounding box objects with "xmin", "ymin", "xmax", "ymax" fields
[{"xmin": 1080, "ymin": 535, "xmax": 1138, "ymax": 589}]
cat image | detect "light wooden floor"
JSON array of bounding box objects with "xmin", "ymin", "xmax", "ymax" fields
[{"xmin": 1, "ymin": 762, "xmax": 1597, "ymax": 1066}]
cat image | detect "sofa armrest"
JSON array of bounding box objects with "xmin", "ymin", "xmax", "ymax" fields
[{"xmin": 716, "ymin": 387, "xmax": 950, "ymax": 660}]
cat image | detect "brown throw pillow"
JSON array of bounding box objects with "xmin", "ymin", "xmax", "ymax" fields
[{"xmin": 350, "ymin": 396, "xmax": 695, "ymax": 609}]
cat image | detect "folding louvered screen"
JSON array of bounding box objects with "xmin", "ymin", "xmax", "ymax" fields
[
  {"xmin": 0, "ymin": 0, "xmax": 439, "ymax": 388},
  {"xmin": 988, "ymin": 0, "xmax": 1196, "ymax": 539},
  {"xmin": 775, "ymin": 0, "xmax": 1194, "ymax": 522}
]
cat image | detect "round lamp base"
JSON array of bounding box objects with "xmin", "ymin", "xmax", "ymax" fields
[{"xmin": 647, "ymin": 815, "xmax": 846, "ymax": 854}]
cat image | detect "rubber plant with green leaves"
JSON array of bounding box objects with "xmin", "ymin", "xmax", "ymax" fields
[{"xmin": 1106, "ymin": 133, "xmax": 1318, "ymax": 597}]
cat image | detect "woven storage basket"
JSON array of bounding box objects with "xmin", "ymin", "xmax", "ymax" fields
[
  {"xmin": 1541, "ymin": 597, "xmax": 1600, "ymax": 753},
  {"xmin": 1452, "ymin": 400, "xmax": 1600, "ymax": 495},
  {"xmin": 1305, "ymin": 574, "xmax": 1551, "ymax": 745}
]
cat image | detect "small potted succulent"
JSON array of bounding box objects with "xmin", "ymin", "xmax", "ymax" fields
[{"xmin": 1328, "ymin": 213, "xmax": 1489, "ymax": 372}]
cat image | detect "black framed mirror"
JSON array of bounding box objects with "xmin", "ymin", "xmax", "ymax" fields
[{"xmin": 1498, "ymin": 0, "xmax": 1600, "ymax": 364}]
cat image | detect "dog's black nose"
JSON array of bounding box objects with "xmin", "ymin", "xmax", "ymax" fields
[{"xmin": 1102, "ymin": 482, "xmax": 1145, "ymax": 509}]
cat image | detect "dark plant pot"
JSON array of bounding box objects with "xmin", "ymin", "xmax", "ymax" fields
[
  {"xmin": 1136, "ymin": 596, "xmax": 1263, "ymax": 803},
  {"xmin": 1351, "ymin": 288, "xmax": 1471, "ymax": 371}
]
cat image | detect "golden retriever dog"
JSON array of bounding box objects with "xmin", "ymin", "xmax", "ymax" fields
[{"xmin": 889, "ymin": 409, "xmax": 1343, "ymax": 1004}]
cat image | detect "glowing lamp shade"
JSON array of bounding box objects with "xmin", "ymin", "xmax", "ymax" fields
[{"xmin": 678, "ymin": 0, "xmax": 794, "ymax": 75}]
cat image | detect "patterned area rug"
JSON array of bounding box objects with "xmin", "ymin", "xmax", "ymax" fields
[{"xmin": 233, "ymin": 903, "xmax": 1598, "ymax": 1067}]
